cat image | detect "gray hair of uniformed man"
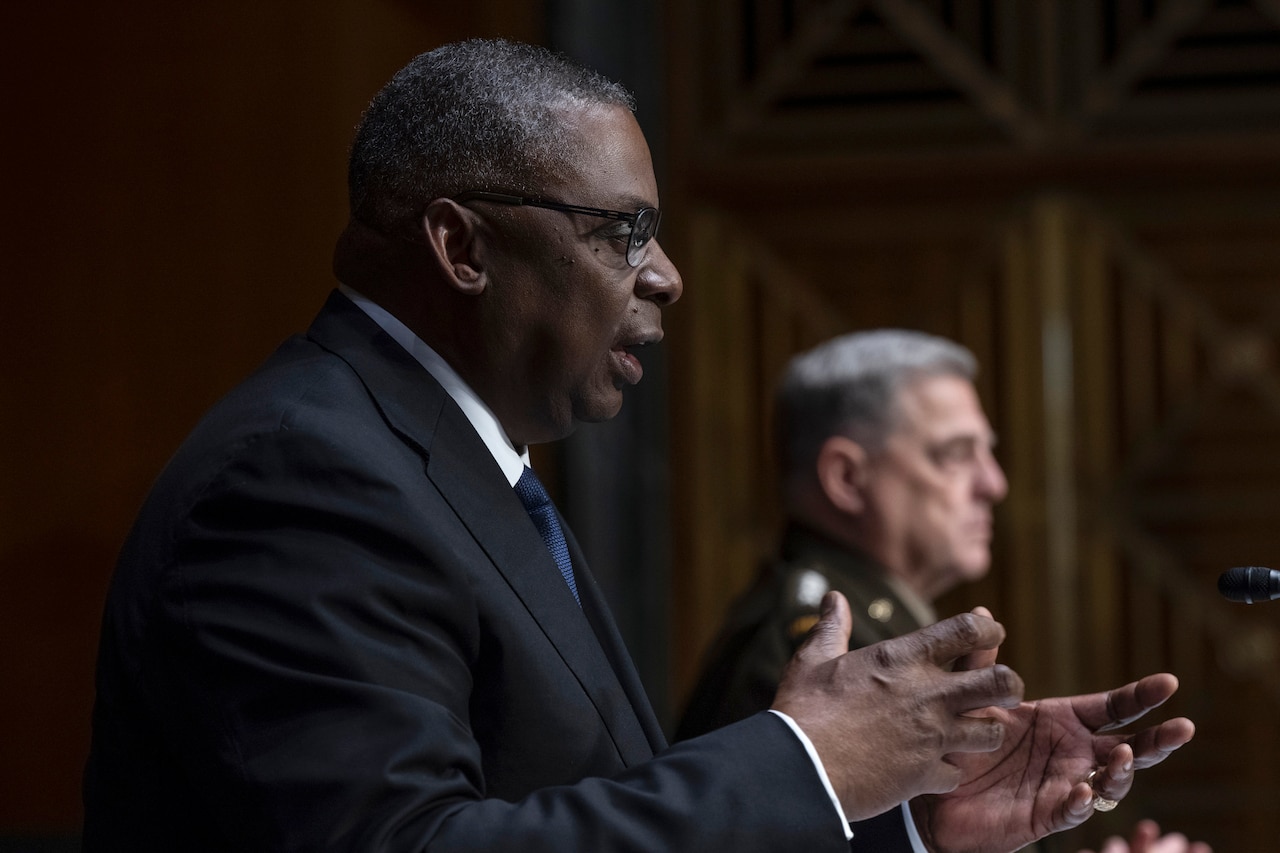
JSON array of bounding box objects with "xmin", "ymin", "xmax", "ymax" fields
[
  {"xmin": 346, "ymin": 38, "xmax": 636, "ymax": 236},
  {"xmin": 775, "ymin": 329, "xmax": 978, "ymax": 504}
]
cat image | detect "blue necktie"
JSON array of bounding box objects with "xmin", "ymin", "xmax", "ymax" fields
[{"xmin": 514, "ymin": 466, "xmax": 580, "ymax": 605}]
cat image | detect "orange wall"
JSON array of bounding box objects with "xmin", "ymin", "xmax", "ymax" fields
[{"xmin": 0, "ymin": 0, "xmax": 541, "ymax": 831}]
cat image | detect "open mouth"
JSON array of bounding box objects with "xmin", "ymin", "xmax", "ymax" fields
[{"xmin": 610, "ymin": 336, "xmax": 659, "ymax": 386}]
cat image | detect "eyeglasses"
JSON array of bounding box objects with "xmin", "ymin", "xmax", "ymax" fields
[{"xmin": 454, "ymin": 191, "xmax": 661, "ymax": 268}]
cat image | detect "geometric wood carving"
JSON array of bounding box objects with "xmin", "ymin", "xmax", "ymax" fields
[{"xmin": 698, "ymin": 0, "xmax": 1280, "ymax": 155}]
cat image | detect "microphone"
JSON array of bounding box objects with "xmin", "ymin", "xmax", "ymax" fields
[{"xmin": 1218, "ymin": 566, "xmax": 1280, "ymax": 603}]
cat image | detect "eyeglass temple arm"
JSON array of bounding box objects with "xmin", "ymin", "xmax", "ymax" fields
[
  {"xmin": 455, "ymin": 191, "xmax": 638, "ymax": 224},
  {"xmin": 454, "ymin": 191, "xmax": 524, "ymax": 205}
]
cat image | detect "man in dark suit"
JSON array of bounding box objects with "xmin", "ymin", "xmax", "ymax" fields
[{"xmin": 83, "ymin": 40, "xmax": 1195, "ymax": 852}]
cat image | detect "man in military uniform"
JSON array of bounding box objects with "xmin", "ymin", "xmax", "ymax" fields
[
  {"xmin": 677, "ymin": 329, "xmax": 1002, "ymax": 739},
  {"xmin": 675, "ymin": 329, "xmax": 1212, "ymax": 853}
]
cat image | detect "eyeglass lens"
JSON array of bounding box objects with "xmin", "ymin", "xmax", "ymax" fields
[{"xmin": 627, "ymin": 208, "xmax": 660, "ymax": 267}]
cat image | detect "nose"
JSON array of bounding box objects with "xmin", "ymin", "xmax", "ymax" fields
[
  {"xmin": 635, "ymin": 239, "xmax": 683, "ymax": 307},
  {"xmin": 977, "ymin": 447, "xmax": 1008, "ymax": 503}
]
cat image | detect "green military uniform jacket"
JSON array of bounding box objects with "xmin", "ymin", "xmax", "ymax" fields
[{"xmin": 676, "ymin": 523, "xmax": 928, "ymax": 740}]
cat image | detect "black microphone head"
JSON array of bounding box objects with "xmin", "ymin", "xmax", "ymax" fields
[{"xmin": 1218, "ymin": 566, "xmax": 1280, "ymax": 603}]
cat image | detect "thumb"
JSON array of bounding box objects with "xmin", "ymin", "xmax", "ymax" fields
[
  {"xmin": 793, "ymin": 590, "xmax": 852, "ymax": 664},
  {"xmin": 954, "ymin": 605, "xmax": 1000, "ymax": 671}
]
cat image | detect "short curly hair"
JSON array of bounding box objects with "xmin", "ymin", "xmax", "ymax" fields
[{"xmin": 347, "ymin": 39, "xmax": 636, "ymax": 234}]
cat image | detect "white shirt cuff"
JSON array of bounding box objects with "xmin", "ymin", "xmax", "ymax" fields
[
  {"xmin": 767, "ymin": 710, "xmax": 929, "ymax": 852},
  {"xmin": 767, "ymin": 710, "xmax": 853, "ymax": 841}
]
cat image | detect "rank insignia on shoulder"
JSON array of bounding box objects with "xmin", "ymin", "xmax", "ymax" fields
[
  {"xmin": 792, "ymin": 569, "xmax": 829, "ymax": 608},
  {"xmin": 867, "ymin": 598, "xmax": 894, "ymax": 623}
]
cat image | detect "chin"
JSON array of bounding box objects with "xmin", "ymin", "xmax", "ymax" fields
[
  {"xmin": 573, "ymin": 392, "xmax": 625, "ymax": 424},
  {"xmin": 954, "ymin": 556, "xmax": 992, "ymax": 583}
]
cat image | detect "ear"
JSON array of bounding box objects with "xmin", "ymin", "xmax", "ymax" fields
[
  {"xmin": 815, "ymin": 435, "xmax": 870, "ymax": 517},
  {"xmin": 421, "ymin": 198, "xmax": 487, "ymax": 295}
]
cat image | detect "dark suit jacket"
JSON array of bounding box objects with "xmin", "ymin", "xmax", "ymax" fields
[{"xmin": 83, "ymin": 291, "xmax": 909, "ymax": 851}]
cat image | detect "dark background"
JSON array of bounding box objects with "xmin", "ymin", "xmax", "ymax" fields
[{"xmin": 6, "ymin": 1, "xmax": 1280, "ymax": 849}]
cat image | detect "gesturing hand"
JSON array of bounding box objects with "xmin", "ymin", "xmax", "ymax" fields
[
  {"xmin": 771, "ymin": 591, "xmax": 1024, "ymax": 822},
  {"xmin": 1080, "ymin": 819, "xmax": 1213, "ymax": 853},
  {"xmin": 910, "ymin": 658, "xmax": 1195, "ymax": 853}
]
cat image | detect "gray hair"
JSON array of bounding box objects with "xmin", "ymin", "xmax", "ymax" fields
[
  {"xmin": 775, "ymin": 329, "xmax": 978, "ymax": 477},
  {"xmin": 347, "ymin": 39, "xmax": 636, "ymax": 234}
]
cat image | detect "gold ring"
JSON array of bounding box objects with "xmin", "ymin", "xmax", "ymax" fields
[{"xmin": 1086, "ymin": 770, "xmax": 1119, "ymax": 812}]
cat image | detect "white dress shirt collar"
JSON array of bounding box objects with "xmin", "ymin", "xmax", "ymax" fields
[{"xmin": 338, "ymin": 284, "xmax": 529, "ymax": 487}]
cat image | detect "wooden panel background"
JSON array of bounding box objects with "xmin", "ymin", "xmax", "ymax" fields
[
  {"xmin": 0, "ymin": 0, "xmax": 542, "ymax": 836},
  {"xmin": 9, "ymin": 0, "xmax": 1280, "ymax": 848},
  {"xmin": 665, "ymin": 1, "xmax": 1280, "ymax": 850}
]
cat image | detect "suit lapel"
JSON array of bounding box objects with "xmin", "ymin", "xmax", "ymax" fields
[
  {"xmin": 425, "ymin": 406, "xmax": 658, "ymax": 766},
  {"xmin": 306, "ymin": 290, "xmax": 658, "ymax": 766},
  {"xmin": 565, "ymin": 527, "xmax": 668, "ymax": 755}
]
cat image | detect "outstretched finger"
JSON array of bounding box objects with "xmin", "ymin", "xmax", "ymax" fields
[
  {"xmin": 1084, "ymin": 673, "xmax": 1179, "ymax": 733},
  {"xmin": 1124, "ymin": 716, "xmax": 1196, "ymax": 770}
]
